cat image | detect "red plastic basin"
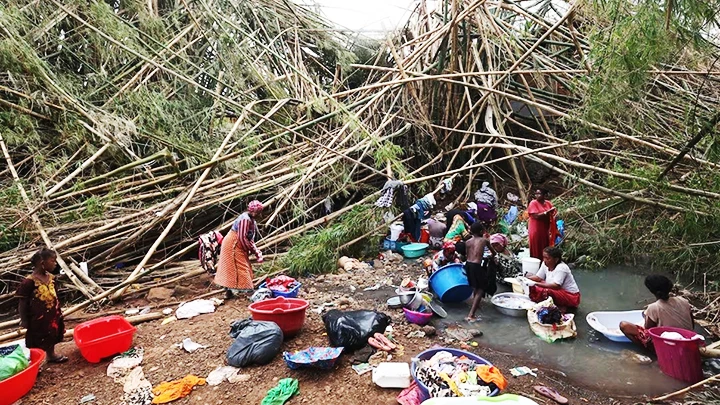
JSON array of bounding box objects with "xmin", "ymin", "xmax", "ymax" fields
[
  {"xmin": 248, "ymin": 296, "xmax": 309, "ymax": 338},
  {"xmin": 74, "ymin": 315, "xmax": 136, "ymax": 363},
  {"xmin": 0, "ymin": 348, "xmax": 46, "ymax": 405}
]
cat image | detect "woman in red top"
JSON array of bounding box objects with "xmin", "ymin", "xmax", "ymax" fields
[{"xmin": 527, "ymin": 189, "xmax": 557, "ymax": 259}]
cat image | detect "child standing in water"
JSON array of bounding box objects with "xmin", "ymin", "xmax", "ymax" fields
[
  {"xmin": 465, "ymin": 222, "xmax": 494, "ymax": 322},
  {"xmin": 16, "ymin": 247, "xmax": 67, "ymax": 363}
]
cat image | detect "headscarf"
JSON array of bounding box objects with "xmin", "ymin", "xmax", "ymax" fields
[
  {"xmin": 247, "ymin": 200, "xmax": 264, "ymax": 214},
  {"xmin": 490, "ymin": 233, "xmax": 508, "ymax": 248},
  {"xmin": 442, "ymin": 241, "xmax": 456, "ymax": 252}
]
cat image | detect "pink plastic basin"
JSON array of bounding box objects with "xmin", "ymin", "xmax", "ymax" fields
[
  {"xmin": 249, "ymin": 296, "xmax": 309, "ymax": 338},
  {"xmin": 648, "ymin": 326, "xmax": 704, "ymax": 384},
  {"xmin": 74, "ymin": 315, "xmax": 136, "ymax": 363},
  {"xmin": 0, "ymin": 348, "xmax": 46, "ymax": 405}
]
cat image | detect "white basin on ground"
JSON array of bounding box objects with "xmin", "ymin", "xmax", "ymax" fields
[{"xmin": 586, "ymin": 310, "xmax": 644, "ymax": 343}]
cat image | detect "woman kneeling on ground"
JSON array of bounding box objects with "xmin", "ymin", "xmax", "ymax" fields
[
  {"xmin": 620, "ymin": 275, "xmax": 694, "ymax": 352},
  {"xmin": 525, "ymin": 246, "xmax": 580, "ymax": 309}
]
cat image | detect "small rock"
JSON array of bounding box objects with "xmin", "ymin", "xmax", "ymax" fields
[
  {"xmin": 173, "ymin": 285, "xmax": 194, "ymax": 297},
  {"xmin": 468, "ymin": 329, "xmax": 483, "ymax": 337},
  {"xmin": 309, "ymin": 287, "xmax": 317, "ymax": 294},
  {"xmin": 147, "ymin": 287, "xmax": 174, "ymax": 301},
  {"xmin": 422, "ymin": 325, "xmax": 436, "ymax": 336}
]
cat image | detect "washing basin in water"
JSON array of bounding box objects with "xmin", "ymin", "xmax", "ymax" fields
[{"xmin": 586, "ymin": 310, "xmax": 644, "ymax": 343}]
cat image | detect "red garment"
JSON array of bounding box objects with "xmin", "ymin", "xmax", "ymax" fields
[
  {"xmin": 529, "ymin": 285, "xmax": 581, "ymax": 308},
  {"xmin": 527, "ymin": 199, "xmax": 554, "ymax": 259},
  {"xmin": 266, "ymin": 275, "xmax": 298, "ymax": 292}
]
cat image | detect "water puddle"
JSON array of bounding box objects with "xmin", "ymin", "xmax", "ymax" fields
[{"xmin": 435, "ymin": 266, "xmax": 688, "ymax": 396}]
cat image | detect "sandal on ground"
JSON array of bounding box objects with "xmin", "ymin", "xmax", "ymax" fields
[
  {"xmin": 373, "ymin": 333, "xmax": 396, "ymax": 350},
  {"xmin": 49, "ymin": 355, "xmax": 68, "ymax": 364},
  {"xmin": 368, "ymin": 337, "xmax": 392, "ymax": 351},
  {"xmin": 533, "ymin": 385, "xmax": 568, "ymax": 404}
]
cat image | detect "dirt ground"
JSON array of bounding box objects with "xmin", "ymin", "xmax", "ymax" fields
[{"xmin": 19, "ymin": 261, "xmax": 645, "ymax": 405}]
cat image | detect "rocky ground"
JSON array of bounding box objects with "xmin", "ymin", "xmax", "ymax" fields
[{"xmin": 18, "ymin": 258, "xmax": 651, "ymax": 405}]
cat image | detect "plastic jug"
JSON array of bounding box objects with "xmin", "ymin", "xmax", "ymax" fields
[
  {"xmin": 390, "ymin": 223, "xmax": 404, "ymax": 241},
  {"xmin": 372, "ymin": 362, "xmax": 410, "ymax": 388}
]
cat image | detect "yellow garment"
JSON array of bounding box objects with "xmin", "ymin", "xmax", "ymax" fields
[
  {"xmin": 152, "ymin": 375, "xmax": 206, "ymax": 404},
  {"xmin": 439, "ymin": 372, "xmax": 463, "ymax": 397},
  {"xmin": 475, "ymin": 365, "xmax": 508, "ymax": 391}
]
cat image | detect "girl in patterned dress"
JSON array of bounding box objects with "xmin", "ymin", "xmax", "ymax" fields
[{"xmin": 16, "ymin": 247, "xmax": 67, "ymax": 363}]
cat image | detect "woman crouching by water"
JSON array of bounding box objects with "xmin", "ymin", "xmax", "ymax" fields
[
  {"xmin": 215, "ymin": 200, "xmax": 265, "ymax": 298},
  {"xmin": 526, "ymin": 246, "xmax": 580, "ymax": 309},
  {"xmin": 620, "ymin": 275, "xmax": 694, "ymax": 352}
]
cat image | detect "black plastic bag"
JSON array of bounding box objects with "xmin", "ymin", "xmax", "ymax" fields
[
  {"xmin": 322, "ymin": 309, "xmax": 391, "ymax": 350},
  {"xmin": 226, "ymin": 318, "xmax": 283, "ymax": 367}
]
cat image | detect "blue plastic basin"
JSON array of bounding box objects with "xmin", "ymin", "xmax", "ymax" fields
[
  {"xmin": 411, "ymin": 348, "xmax": 500, "ymax": 400},
  {"xmin": 429, "ymin": 263, "xmax": 472, "ymax": 302}
]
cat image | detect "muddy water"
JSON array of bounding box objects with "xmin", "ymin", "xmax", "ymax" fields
[{"xmin": 436, "ymin": 266, "xmax": 688, "ymax": 396}]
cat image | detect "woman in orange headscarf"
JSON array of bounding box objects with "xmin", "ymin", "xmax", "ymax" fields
[{"xmin": 215, "ymin": 200, "xmax": 264, "ymax": 298}]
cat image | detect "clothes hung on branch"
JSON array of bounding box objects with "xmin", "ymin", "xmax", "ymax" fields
[{"xmin": 375, "ymin": 180, "xmax": 409, "ymax": 208}]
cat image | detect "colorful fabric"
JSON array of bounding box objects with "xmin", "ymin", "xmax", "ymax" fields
[
  {"xmin": 527, "ymin": 199, "xmax": 554, "ymax": 259},
  {"xmin": 229, "ymin": 213, "xmax": 262, "ymax": 259},
  {"xmin": 151, "ymin": 375, "xmax": 206, "ymax": 404},
  {"xmin": 396, "ymin": 381, "xmax": 423, "ymax": 405},
  {"xmin": 261, "ymin": 378, "xmax": 299, "ymax": 405},
  {"xmin": 495, "ymin": 252, "xmax": 522, "ymax": 282},
  {"xmin": 198, "ymin": 231, "xmax": 224, "ymax": 275},
  {"xmin": 636, "ymin": 326, "xmax": 653, "ymax": 349},
  {"xmin": 15, "ymin": 274, "xmax": 65, "ymax": 352},
  {"xmin": 265, "ymin": 275, "xmax": 298, "ymax": 293},
  {"xmin": 475, "ymin": 365, "xmax": 508, "ymax": 390},
  {"xmin": 282, "ymin": 347, "xmax": 343, "ymax": 370},
  {"xmin": 529, "ymin": 285, "xmax": 581, "ymax": 308},
  {"xmin": 444, "ymin": 215, "xmax": 468, "ymax": 241},
  {"xmin": 490, "ymin": 233, "xmax": 508, "ymax": 247},
  {"xmin": 475, "ymin": 202, "xmax": 497, "ymax": 224},
  {"xmin": 474, "ymin": 182, "xmax": 498, "ymax": 208},
  {"xmin": 375, "ymin": 187, "xmax": 394, "ymax": 208},
  {"xmin": 248, "ymin": 200, "xmax": 264, "ymax": 213},
  {"xmin": 215, "ymin": 230, "xmax": 254, "ymax": 290}
]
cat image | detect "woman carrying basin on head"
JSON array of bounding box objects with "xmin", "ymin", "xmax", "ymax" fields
[
  {"xmin": 620, "ymin": 275, "xmax": 694, "ymax": 351},
  {"xmin": 525, "ymin": 246, "xmax": 580, "ymax": 309}
]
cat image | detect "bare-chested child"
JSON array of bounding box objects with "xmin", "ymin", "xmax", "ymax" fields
[{"xmin": 465, "ymin": 221, "xmax": 493, "ymax": 321}]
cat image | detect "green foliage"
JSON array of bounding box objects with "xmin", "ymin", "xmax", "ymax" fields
[
  {"xmin": 578, "ymin": 0, "xmax": 720, "ymax": 126},
  {"xmin": 281, "ymin": 205, "xmax": 379, "ymax": 276}
]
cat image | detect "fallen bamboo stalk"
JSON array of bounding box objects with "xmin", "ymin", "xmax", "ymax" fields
[{"xmin": 651, "ymin": 374, "xmax": 720, "ymax": 402}]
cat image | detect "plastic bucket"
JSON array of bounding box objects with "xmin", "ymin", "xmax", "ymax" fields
[
  {"xmin": 521, "ymin": 257, "xmax": 541, "ymax": 275},
  {"xmin": 648, "ymin": 326, "xmax": 704, "ymax": 383},
  {"xmin": 428, "ymin": 263, "xmax": 472, "ymax": 303},
  {"xmin": 390, "ymin": 223, "xmax": 404, "ymax": 241}
]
